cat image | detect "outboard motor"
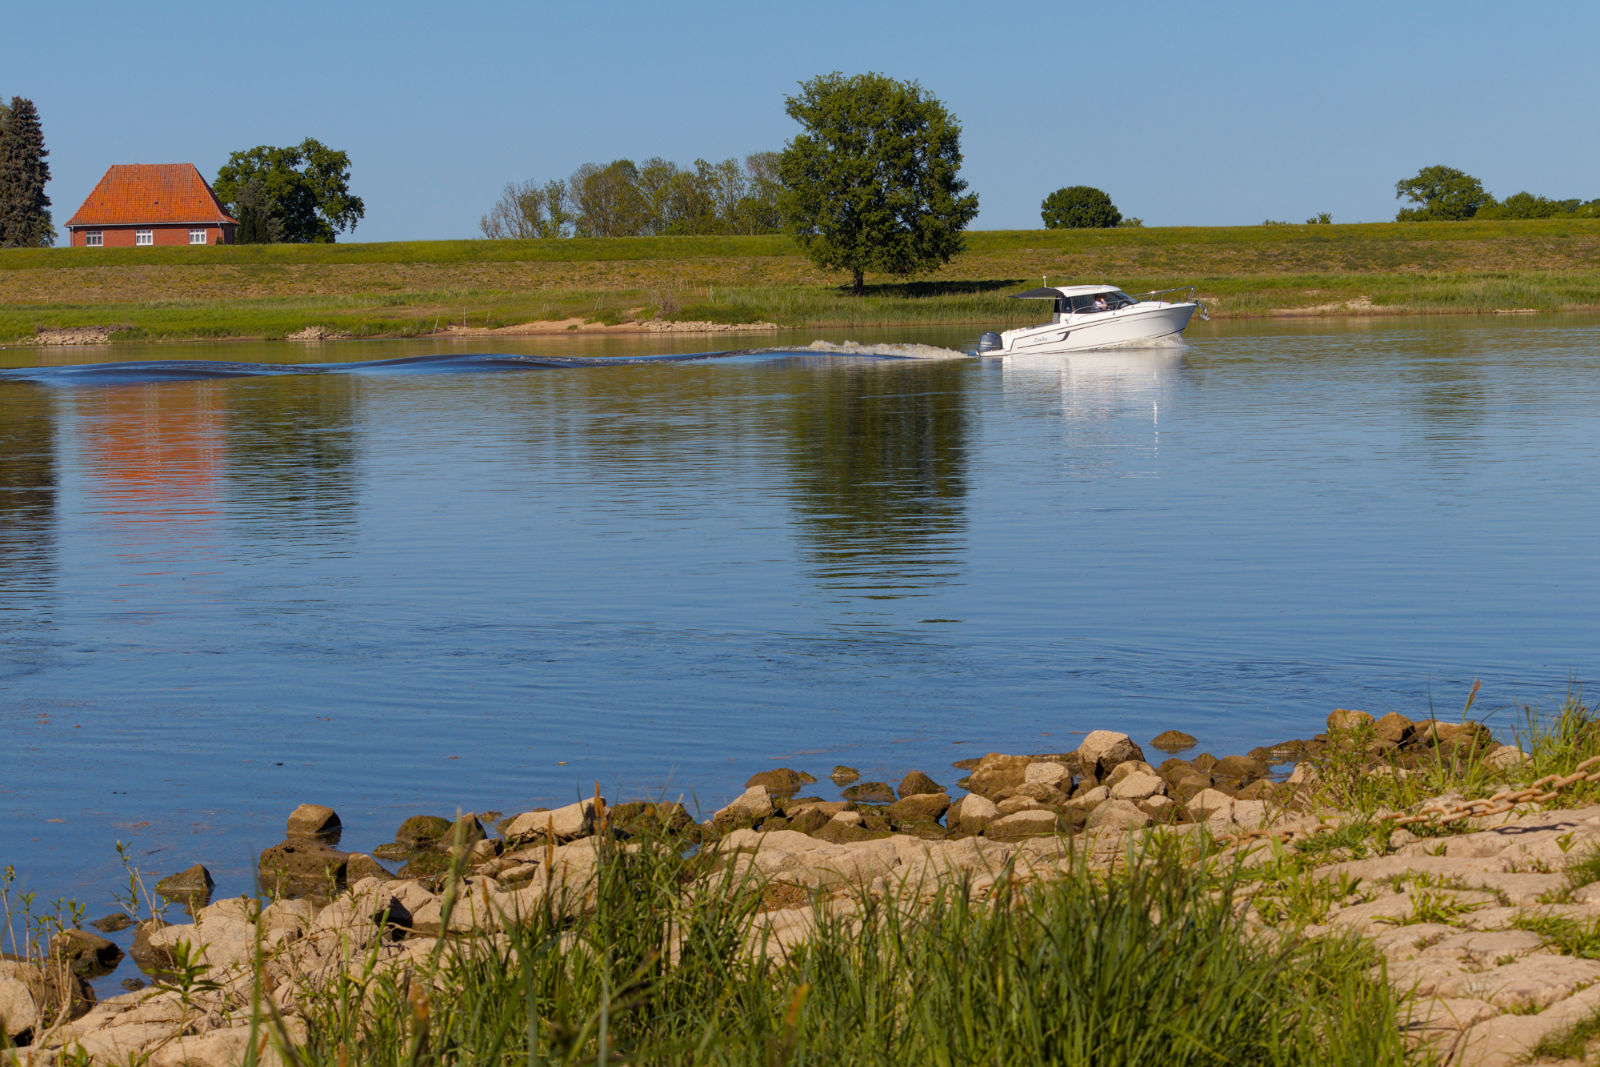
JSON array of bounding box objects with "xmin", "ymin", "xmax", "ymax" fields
[{"xmin": 976, "ymin": 331, "xmax": 1004, "ymax": 354}]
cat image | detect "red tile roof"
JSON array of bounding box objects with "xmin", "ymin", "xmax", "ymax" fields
[{"xmin": 65, "ymin": 164, "xmax": 238, "ymax": 228}]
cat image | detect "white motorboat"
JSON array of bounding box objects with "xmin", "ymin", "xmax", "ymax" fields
[{"xmin": 976, "ymin": 284, "xmax": 1206, "ymax": 356}]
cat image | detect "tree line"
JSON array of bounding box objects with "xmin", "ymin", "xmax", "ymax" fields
[
  {"xmin": 0, "ymin": 96, "xmax": 53, "ymax": 247},
  {"xmin": 479, "ymin": 154, "xmax": 784, "ymax": 239},
  {"xmin": 1395, "ymin": 165, "xmax": 1600, "ymax": 221}
]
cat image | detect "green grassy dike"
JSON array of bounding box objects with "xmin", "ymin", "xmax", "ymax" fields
[{"xmin": 3, "ymin": 218, "xmax": 1600, "ymax": 344}]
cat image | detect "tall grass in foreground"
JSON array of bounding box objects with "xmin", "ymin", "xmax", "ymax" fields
[{"xmin": 288, "ymin": 839, "xmax": 1414, "ymax": 1066}]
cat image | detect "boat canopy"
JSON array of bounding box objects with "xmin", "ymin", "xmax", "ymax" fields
[{"xmin": 1009, "ymin": 284, "xmax": 1122, "ymax": 300}]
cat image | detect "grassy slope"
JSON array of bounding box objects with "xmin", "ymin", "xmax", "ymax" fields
[{"xmin": 2, "ymin": 219, "xmax": 1599, "ymax": 342}]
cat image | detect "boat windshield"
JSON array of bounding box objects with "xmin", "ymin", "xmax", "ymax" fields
[{"xmin": 1066, "ymin": 291, "xmax": 1139, "ymax": 313}]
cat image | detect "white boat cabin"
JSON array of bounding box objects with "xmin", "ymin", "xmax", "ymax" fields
[{"xmin": 1014, "ymin": 284, "xmax": 1140, "ymax": 320}]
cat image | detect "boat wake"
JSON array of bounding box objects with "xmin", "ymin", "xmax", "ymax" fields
[
  {"xmin": 0, "ymin": 344, "xmax": 973, "ymax": 386},
  {"xmin": 795, "ymin": 340, "xmax": 971, "ymax": 360}
]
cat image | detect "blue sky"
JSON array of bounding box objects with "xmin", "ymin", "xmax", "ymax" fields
[{"xmin": 12, "ymin": 0, "xmax": 1599, "ymax": 243}]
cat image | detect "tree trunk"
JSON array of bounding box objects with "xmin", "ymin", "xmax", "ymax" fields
[{"xmin": 851, "ymin": 267, "xmax": 864, "ymax": 295}]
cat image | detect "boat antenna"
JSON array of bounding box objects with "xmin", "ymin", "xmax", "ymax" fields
[{"xmin": 1042, "ymin": 274, "xmax": 1047, "ymax": 288}]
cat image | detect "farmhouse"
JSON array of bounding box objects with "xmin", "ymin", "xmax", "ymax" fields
[{"xmin": 64, "ymin": 164, "xmax": 237, "ymax": 248}]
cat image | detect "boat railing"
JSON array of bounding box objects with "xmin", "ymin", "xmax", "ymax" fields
[{"xmin": 1132, "ymin": 286, "xmax": 1197, "ymax": 305}]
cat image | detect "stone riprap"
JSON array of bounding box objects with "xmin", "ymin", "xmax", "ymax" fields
[{"xmin": 9, "ymin": 710, "xmax": 1598, "ymax": 1067}]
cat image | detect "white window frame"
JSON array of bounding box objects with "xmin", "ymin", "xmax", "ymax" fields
[
  {"xmin": 189, "ymin": 228, "xmax": 207, "ymax": 245},
  {"xmin": 135, "ymin": 229, "xmax": 153, "ymax": 246},
  {"xmin": 84, "ymin": 231, "xmax": 103, "ymax": 247}
]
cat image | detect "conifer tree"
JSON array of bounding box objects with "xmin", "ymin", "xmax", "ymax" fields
[{"xmin": 0, "ymin": 96, "xmax": 54, "ymax": 247}]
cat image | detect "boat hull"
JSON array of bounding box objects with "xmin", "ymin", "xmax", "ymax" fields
[{"xmin": 989, "ymin": 303, "xmax": 1196, "ymax": 356}]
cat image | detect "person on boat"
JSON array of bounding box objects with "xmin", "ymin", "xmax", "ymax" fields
[{"xmin": 1093, "ymin": 294, "xmax": 1109, "ymax": 312}]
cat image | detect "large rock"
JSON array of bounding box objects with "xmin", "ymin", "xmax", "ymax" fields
[
  {"xmin": 1149, "ymin": 730, "xmax": 1198, "ymax": 753},
  {"xmin": 986, "ymin": 810, "xmax": 1060, "ymax": 840},
  {"xmin": 1077, "ymin": 731, "xmax": 1145, "ymax": 780},
  {"xmin": 1327, "ymin": 708, "xmax": 1375, "ymax": 733},
  {"xmin": 503, "ymin": 799, "xmax": 601, "ymax": 843},
  {"xmin": 745, "ymin": 768, "xmax": 815, "ymax": 796},
  {"xmin": 49, "ymin": 928, "xmax": 123, "ymax": 978},
  {"xmin": 1105, "ymin": 761, "xmax": 1157, "ymax": 788},
  {"xmin": 1085, "ymin": 799, "xmax": 1153, "ymax": 832},
  {"xmin": 1374, "ymin": 712, "xmax": 1415, "ymax": 745},
  {"xmin": 1023, "ymin": 761, "xmax": 1072, "ymax": 790},
  {"xmin": 889, "ymin": 792, "xmax": 950, "ymax": 825},
  {"xmin": 257, "ymin": 839, "xmax": 350, "ymax": 899},
  {"xmin": 155, "ymin": 863, "xmax": 215, "ymax": 908},
  {"xmin": 1185, "ymin": 788, "xmax": 1235, "ymax": 824},
  {"xmin": 964, "ymin": 754, "xmax": 1034, "ymax": 798},
  {"xmin": 898, "ymin": 770, "xmax": 943, "ymax": 799},
  {"xmin": 1109, "ymin": 772, "xmax": 1166, "ymax": 803},
  {"xmin": 711, "ymin": 786, "xmax": 775, "ymax": 829},
  {"xmin": 0, "ymin": 974, "xmax": 37, "ymax": 1042},
  {"xmin": 952, "ymin": 794, "xmax": 999, "ymax": 834},
  {"xmin": 286, "ymin": 803, "xmax": 342, "ymax": 840},
  {"xmin": 394, "ymin": 815, "xmax": 454, "ymax": 849},
  {"xmin": 841, "ymin": 781, "xmax": 896, "ymax": 804}
]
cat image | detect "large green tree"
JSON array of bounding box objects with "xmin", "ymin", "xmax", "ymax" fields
[
  {"xmin": 0, "ymin": 96, "xmax": 54, "ymax": 247},
  {"xmin": 212, "ymin": 138, "xmax": 364, "ymax": 243},
  {"xmin": 778, "ymin": 72, "xmax": 979, "ymax": 294},
  {"xmin": 1394, "ymin": 165, "xmax": 1491, "ymax": 221},
  {"xmin": 1041, "ymin": 185, "xmax": 1121, "ymax": 229}
]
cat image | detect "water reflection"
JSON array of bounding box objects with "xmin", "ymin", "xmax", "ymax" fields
[
  {"xmin": 222, "ymin": 376, "xmax": 357, "ymax": 544},
  {"xmin": 0, "ymin": 387, "xmax": 56, "ymax": 609},
  {"xmin": 785, "ymin": 359, "xmax": 970, "ymax": 602},
  {"xmin": 69, "ymin": 382, "xmax": 227, "ymax": 571}
]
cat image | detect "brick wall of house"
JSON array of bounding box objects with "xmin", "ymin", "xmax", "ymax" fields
[{"xmin": 71, "ymin": 223, "xmax": 236, "ymax": 248}]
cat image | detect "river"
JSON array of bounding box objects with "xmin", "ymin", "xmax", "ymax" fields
[{"xmin": 2, "ymin": 315, "xmax": 1598, "ymax": 910}]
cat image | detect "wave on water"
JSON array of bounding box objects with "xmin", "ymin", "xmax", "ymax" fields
[
  {"xmin": 0, "ymin": 344, "xmax": 972, "ymax": 386},
  {"xmin": 795, "ymin": 340, "xmax": 971, "ymax": 360}
]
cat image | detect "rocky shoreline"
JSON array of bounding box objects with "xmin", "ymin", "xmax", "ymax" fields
[{"xmin": 9, "ymin": 708, "xmax": 1600, "ymax": 1066}]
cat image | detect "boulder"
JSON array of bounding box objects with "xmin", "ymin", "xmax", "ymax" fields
[
  {"xmin": 1234, "ymin": 779, "xmax": 1278, "ymax": 801},
  {"xmin": 286, "ymin": 803, "xmax": 342, "ymax": 840},
  {"xmin": 745, "ymin": 768, "xmax": 816, "ymax": 796},
  {"xmin": 952, "ymin": 794, "xmax": 999, "ymax": 834},
  {"xmin": 1374, "ymin": 712, "xmax": 1415, "ymax": 745},
  {"xmin": 964, "ymin": 754, "xmax": 1034, "ymax": 798},
  {"xmin": 1327, "ymin": 708, "xmax": 1375, "ymax": 733},
  {"xmin": 1023, "ymin": 761, "xmax": 1072, "ymax": 790},
  {"xmin": 503, "ymin": 799, "xmax": 601, "ymax": 843},
  {"xmin": 986, "ymin": 810, "xmax": 1060, "ymax": 840},
  {"xmin": 49, "ymin": 928, "xmax": 123, "ymax": 978},
  {"xmin": 395, "ymin": 815, "xmax": 455, "ymax": 850},
  {"xmin": 1065, "ymin": 785, "xmax": 1111, "ymax": 815},
  {"xmin": 898, "ymin": 770, "xmax": 943, "ymax": 799},
  {"xmin": 1485, "ymin": 744, "xmax": 1529, "ymax": 770},
  {"xmin": 0, "ymin": 974, "xmax": 36, "ymax": 1042},
  {"xmin": 1084, "ymin": 799, "xmax": 1152, "ymax": 832},
  {"xmin": 1185, "ymin": 788, "xmax": 1235, "ymax": 824},
  {"xmin": 155, "ymin": 863, "xmax": 215, "ymax": 908},
  {"xmin": 1149, "ymin": 729, "xmax": 1198, "ymax": 753},
  {"xmin": 1166, "ymin": 771, "xmax": 1214, "ymax": 803},
  {"xmin": 1007, "ymin": 782, "xmax": 1070, "ymax": 806},
  {"xmin": 1105, "ymin": 761, "xmax": 1157, "ymax": 787},
  {"xmin": 841, "ymin": 781, "xmax": 896, "ymax": 805},
  {"xmin": 346, "ymin": 852, "xmax": 397, "ymax": 883},
  {"xmin": 889, "ymin": 792, "xmax": 950, "ymax": 825},
  {"xmin": 1109, "ymin": 772, "xmax": 1166, "ymax": 803},
  {"xmin": 609, "ymin": 801, "xmax": 700, "ymax": 840},
  {"xmin": 830, "ymin": 766, "xmax": 861, "ymax": 785},
  {"xmin": 1210, "ymin": 754, "xmax": 1267, "ymax": 785},
  {"xmin": 996, "ymin": 796, "xmax": 1044, "ymax": 816},
  {"xmin": 1139, "ymin": 795, "xmax": 1181, "ymax": 822},
  {"xmin": 257, "ymin": 839, "xmax": 350, "ymax": 899},
  {"xmin": 712, "ymin": 786, "xmax": 776, "ymax": 829},
  {"xmin": 1077, "ymin": 731, "xmax": 1145, "ymax": 779}
]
